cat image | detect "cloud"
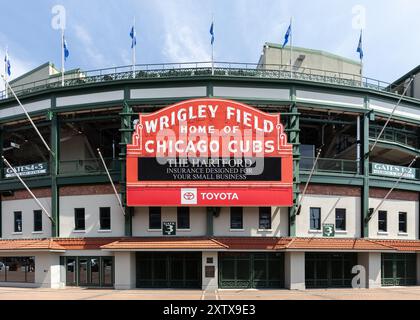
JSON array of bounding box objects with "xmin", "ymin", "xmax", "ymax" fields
[
  {"xmin": 153, "ymin": 1, "xmax": 211, "ymax": 62},
  {"xmin": 163, "ymin": 25, "xmax": 210, "ymax": 62},
  {"xmin": 73, "ymin": 24, "xmax": 108, "ymax": 68}
]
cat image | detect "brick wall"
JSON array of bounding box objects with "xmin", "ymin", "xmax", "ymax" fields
[
  {"xmin": 370, "ymin": 188, "xmax": 419, "ymax": 201},
  {"xmin": 60, "ymin": 184, "xmax": 120, "ymax": 196},
  {"xmin": 301, "ymin": 184, "xmax": 361, "ymax": 197},
  {"xmin": 0, "ymin": 188, "xmax": 51, "ymax": 201}
]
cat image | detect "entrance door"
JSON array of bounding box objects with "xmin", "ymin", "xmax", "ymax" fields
[
  {"xmin": 62, "ymin": 257, "xmax": 114, "ymax": 287},
  {"xmin": 136, "ymin": 252, "xmax": 202, "ymax": 289},
  {"xmin": 305, "ymin": 253, "xmax": 357, "ymax": 288},
  {"xmin": 218, "ymin": 252, "xmax": 284, "ymax": 289},
  {"xmin": 381, "ymin": 253, "xmax": 416, "ymax": 286}
]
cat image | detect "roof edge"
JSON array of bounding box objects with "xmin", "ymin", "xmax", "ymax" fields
[{"xmin": 264, "ymin": 42, "xmax": 361, "ymax": 66}]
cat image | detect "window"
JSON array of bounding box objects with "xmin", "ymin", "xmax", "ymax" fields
[
  {"xmin": 33, "ymin": 210, "xmax": 42, "ymax": 232},
  {"xmin": 149, "ymin": 207, "xmax": 161, "ymax": 230},
  {"xmin": 399, "ymin": 212, "xmax": 407, "ymax": 233},
  {"xmin": 259, "ymin": 207, "xmax": 272, "ymax": 230},
  {"xmin": 335, "ymin": 209, "xmax": 346, "ymax": 231},
  {"xmin": 378, "ymin": 211, "xmax": 387, "ymax": 232},
  {"xmin": 74, "ymin": 208, "xmax": 85, "ymax": 231},
  {"xmin": 0, "ymin": 257, "xmax": 35, "ymax": 283},
  {"xmin": 177, "ymin": 207, "xmax": 190, "ymax": 229},
  {"xmin": 310, "ymin": 208, "xmax": 321, "ymax": 230},
  {"xmin": 99, "ymin": 207, "xmax": 111, "ymax": 230},
  {"xmin": 230, "ymin": 207, "xmax": 243, "ymax": 230},
  {"xmin": 14, "ymin": 211, "xmax": 22, "ymax": 233}
]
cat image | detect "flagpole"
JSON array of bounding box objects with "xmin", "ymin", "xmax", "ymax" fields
[
  {"xmin": 61, "ymin": 28, "xmax": 65, "ymax": 87},
  {"xmin": 290, "ymin": 17, "xmax": 293, "ymax": 78},
  {"xmin": 4, "ymin": 47, "xmax": 8, "ymax": 99},
  {"xmin": 211, "ymin": 14, "xmax": 214, "ymax": 76},
  {"xmin": 132, "ymin": 17, "xmax": 136, "ymax": 79},
  {"xmin": 360, "ymin": 29, "xmax": 363, "ymax": 86}
]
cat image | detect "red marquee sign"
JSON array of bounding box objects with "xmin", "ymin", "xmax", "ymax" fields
[{"xmin": 126, "ymin": 98, "xmax": 293, "ymax": 207}]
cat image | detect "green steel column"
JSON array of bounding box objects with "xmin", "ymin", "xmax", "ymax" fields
[
  {"xmin": 51, "ymin": 112, "xmax": 59, "ymax": 237},
  {"xmin": 120, "ymin": 101, "xmax": 133, "ymax": 236},
  {"xmin": 288, "ymin": 88, "xmax": 300, "ymax": 237},
  {"xmin": 207, "ymin": 82, "xmax": 214, "ymax": 97},
  {"xmin": 362, "ymin": 101, "xmax": 370, "ymax": 238},
  {"xmin": 0, "ymin": 127, "xmax": 2, "ymax": 238},
  {"xmin": 206, "ymin": 208, "xmax": 214, "ymax": 236}
]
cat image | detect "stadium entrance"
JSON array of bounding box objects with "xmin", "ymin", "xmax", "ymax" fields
[
  {"xmin": 218, "ymin": 252, "xmax": 284, "ymax": 289},
  {"xmin": 135, "ymin": 252, "xmax": 202, "ymax": 289},
  {"xmin": 305, "ymin": 253, "xmax": 357, "ymax": 289}
]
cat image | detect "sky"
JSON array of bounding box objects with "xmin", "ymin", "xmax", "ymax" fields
[{"xmin": 1, "ymin": 0, "xmax": 420, "ymax": 91}]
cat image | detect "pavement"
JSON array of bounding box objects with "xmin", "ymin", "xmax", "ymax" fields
[{"xmin": 0, "ymin": 286, "xmax": 420, "ymax": 300}]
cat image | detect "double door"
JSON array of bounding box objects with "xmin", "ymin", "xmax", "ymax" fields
[
  {"xmin": 63, "ymin": 256, "xmax": 114, "ymax": 287},
  {"xmin": 136, "ymin": 252, "xmax": 202, "ymax": 289},
  {"xmin": 219, "ymin": 252, "xmax": 284, "ymax": 289}
]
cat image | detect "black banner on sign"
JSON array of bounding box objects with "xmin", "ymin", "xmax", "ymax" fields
[{"xmin": 137, "ymin": 158, "xmax": 282, "ymax": 181}]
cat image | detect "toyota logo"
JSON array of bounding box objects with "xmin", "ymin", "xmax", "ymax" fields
[{"xmin": 183, "ymin": 192, "xmax": 195, "ymax": 200}]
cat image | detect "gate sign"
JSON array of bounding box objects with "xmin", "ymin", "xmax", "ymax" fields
[
  {"xmin": 126, "ymin": 98, "xmax": 293, "ymax": 206},
  {"xmin": 163, "ymin": 222, "xmax": 176, "ymax": 236},
  {"xmin": 4, "ymin": 162, "xmax": 48, "ymax": 179},
  {"xmin": 323, "ymin": 224, "xmax": 335, "ymax": 237},
  {"xmin": 371, "ymin": 163, "xmax": 416, "ymax": 180}
]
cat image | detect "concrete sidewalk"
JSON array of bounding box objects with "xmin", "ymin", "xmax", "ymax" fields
[{"xmin": 0, "ymin": 286, "xmax": 420, "ymax": 300}]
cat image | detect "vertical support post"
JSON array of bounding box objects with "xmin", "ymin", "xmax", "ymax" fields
[
  {"xmin": 288, "ymin": 88, "xmax": 300, "ymax": 236},
  {"xmin": 120, "ymin": 101, "xmax": 133, "ymax": 236},
  {"xmin": 61, "ymin": 28, "xmax": 65, "ymax": 87},
  {"xmin": 51, "ymin": 111, "xmax": 59, "ymax": 237},
  {"xmin": 0, "ymin": 126, "xmax": 2, "ymax": 238},
  {"xmin": 362, "ymin": 98, "xmax": 370, "ymax": 238},
  {"xmin": 206, "ymin": 207, "xmax": 214, "ymax": 236},
  {"xmin": 356, "ymin": 115, "xmax": 361, "ymax": 174}
]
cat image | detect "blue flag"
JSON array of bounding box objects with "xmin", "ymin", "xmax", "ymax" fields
[
  {"xmin": 130, "ymin": 26, "xmax": 137, "ymax": 48},
  {"xmin": 282, "ymin": 23, "xmax": 291, "ymax": 48},
  {"xmin": 210, "ymin": 22, "xmax": 214, "ymax": 45},
  {"xmin": 357, "ymin": 31, "xmax": 364, "ymax": 60},
  {"xmin": 63, "ymin": 37, "xmax": 70, "ymax": 61},
  {"xmin": 4, "ymin": 50, "xmax": 11, "ymax": 77}
]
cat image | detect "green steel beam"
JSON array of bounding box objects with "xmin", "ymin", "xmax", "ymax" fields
[
  {"xmin": 206, "ymin": 208, "xmax": 215, "ymax": 236},
  {"xmin": 300, "ymin": 117, "xmax": 355, "ymax": 125},
  {"xmin": 60, "ymin": 114, "xmax": 119, "ymax": 123},
  {"xmin": 288, "ymin": 86, "xmax": 300, "ymax": 237},
  {"xmin": 50, "ymin": 111, "xmax": 59, "ymax": 237},
  {"xmin": 57, "ymin": 173, "xmax": 120, "ymax": 186},
  {"xmin": 362, "ymin": 97, "xmax": 370, "ymax": 238},
  {"xmin": 299, "ymin": 174, "xmax": 364, "ymax": 186},
  {"xmin": 120, "ymin": 100, "xmax": 133, "ymax": 236},
  {"xmin": 3, "ymin": 121, "xmax": 52, "ymax": 133},
  {"xmin": 0, "ymin": 127, "xmax": 2, "ymax": 238}
]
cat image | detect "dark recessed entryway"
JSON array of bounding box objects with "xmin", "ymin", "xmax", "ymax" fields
[
  {"xmin": 218, "ymin": 252, "xmax": 284, "ymax": 289},
  {"xmin": 381, "ymin": 253, "xmax": 416, "ymax": 286},
  {"xmin": 136, "ymin": 252, "xmax": 202, "ymax": 289},
  {"xmin": 305, "ymin": 252, "xmax": 357, "ymax": 289}
]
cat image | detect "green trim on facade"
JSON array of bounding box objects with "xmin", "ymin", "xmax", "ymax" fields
[
  {"xmin": 120, "ymin": 101, "xmax": 133, "ymax": 236},
  {"xmin": 0, "ymin": 124, "xmax": 2, "ymax": 237},
  {"xmin": 2, "ymin": 76, "xmax": 420, "ymax": 125},
  {"xmin": 299, "ymin": 174, "xmax": 364, "ymax": 186},
  {"xmin": 362, "ymin": 99, "xmax": 370, "ymax": 237},
  {"xmin": 288, "ymin": 94, "xmax": 300, "ymax": 236},
  {"xmin": 50, "ymin": 110, "xmax": 59, "ymax": 236},
  {"xmin": 206, "ymin": 208, "xmax": 214, "ymax": 236}
]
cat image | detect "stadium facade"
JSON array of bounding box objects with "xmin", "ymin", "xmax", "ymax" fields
[{"xmin": 0, "ymin": 43, "xmax": 419, "ymax": 290}]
